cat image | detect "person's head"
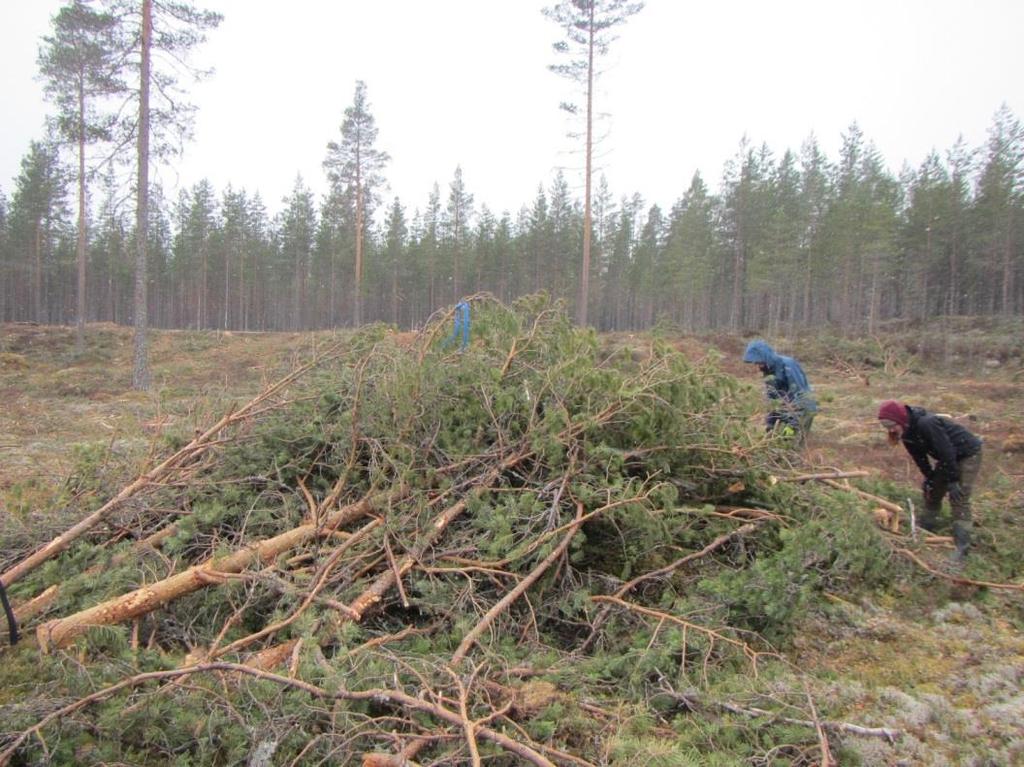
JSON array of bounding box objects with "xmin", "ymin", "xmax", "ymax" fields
[
  {"xmin": 877, "ymin": 400, "xmax": 909, "ymax": 445},
  {"xmin": 742, "ymin": 340, "xmax": 775, "ymax": 376}
]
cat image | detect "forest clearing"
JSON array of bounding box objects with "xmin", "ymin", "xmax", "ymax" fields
[
  {"xmin": 1, "ymin": 298, "xmax": 1022, "ymax": 766},
  {"xmin": 3, "ymin": 1, "xmax": 1023, "ymax": 764}
]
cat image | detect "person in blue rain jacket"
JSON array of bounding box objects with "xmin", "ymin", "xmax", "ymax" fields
[{"xmin": 742, "ymin": 339, "xmax": 818, "ymax": 442}]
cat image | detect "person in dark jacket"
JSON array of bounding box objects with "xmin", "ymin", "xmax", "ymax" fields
[
  {"xmin": 742, "ymin": 340, "xmax": 818, "ymax": 442},
  {"xmin": 877, "ymin": 399, "xmax": 983, "ymax": 563}
]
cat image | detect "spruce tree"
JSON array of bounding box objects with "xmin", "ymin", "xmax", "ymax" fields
[{"xmin": 8, "ymin": 141, "xmax": 67, "ymax": 323}]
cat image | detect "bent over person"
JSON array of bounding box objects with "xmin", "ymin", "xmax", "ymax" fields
[
  {"xmin": 742, "ymin": 340, "xmax": 817, "ymax": 442},
  {"xmin": 877, "ymin": 400, "xmax": 983, "ymax": 564}
]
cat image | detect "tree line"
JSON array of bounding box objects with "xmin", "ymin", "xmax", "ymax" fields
[
  {"xmin": 3, "ymin": 105, "xmax": 1022, "ymax": 334},
  {"xmin": 1, "ymin": 0, "xmax": 1022, "ymax": 342}
]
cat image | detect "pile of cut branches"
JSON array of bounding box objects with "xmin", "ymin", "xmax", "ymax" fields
[{"xmin": 0, "ymin": 295, "xmax": 897, "ymax": 766}]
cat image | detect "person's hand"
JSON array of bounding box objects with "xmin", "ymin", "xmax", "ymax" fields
[
  {"xmin": 921, "ymin": 478, "xmax": 934, "ymax": 501},
  {"xmin": 948, "ymin": 482, "xmax": 965, "ymax": 503}
]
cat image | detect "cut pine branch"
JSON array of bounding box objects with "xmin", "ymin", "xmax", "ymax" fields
[
  {"xmin": 773, "ymin": 470, "xmax": 869, "ymax": 482},
  {"xmin": 821, "ymin": 478, "xmax": 903, "ymax": 514},
  {"xmin": 452, "ymin": 501, "xmax": 584, "ymax": 665},
  {"xmin": 668, "ymin": 690, "xmax": 901, "ymax": 741},
  {"xmin": 2, "ymin": 344, "xmax": 344, "ymax": 590},
  {"xmin": 579, "ymin": 521, "xmax": 761, "ymax": 654},
  {"xmin": 345, "ymin": 444, "xmax": 537, "ymax": 622}
]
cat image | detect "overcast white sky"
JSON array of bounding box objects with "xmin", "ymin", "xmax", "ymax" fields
[{"xmin": 2, "ymin": 0, "xmax": 1023, "ymax": 219}]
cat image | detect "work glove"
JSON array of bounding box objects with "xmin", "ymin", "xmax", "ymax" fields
[{"xmin": 948, "ymin": 482, "xmax": 965, "ymax": 504}]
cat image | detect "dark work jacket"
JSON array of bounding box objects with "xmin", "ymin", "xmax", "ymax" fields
[{"xmin": 901, "ymin": 406, "xmax": 982, "ymax": 482}]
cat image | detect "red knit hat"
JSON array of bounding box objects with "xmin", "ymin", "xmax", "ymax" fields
[{"xmin": 877, "ymin": 400, "xmax": 909, "ymax": 428}]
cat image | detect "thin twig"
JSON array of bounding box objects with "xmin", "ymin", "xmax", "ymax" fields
[
  {"xmin": 896, "ymin": 548, "xmax": 1024, "ymax": 591},
  {"xmin": 0, "ymin": 662, "xmax": 558, "ymax": 767}
]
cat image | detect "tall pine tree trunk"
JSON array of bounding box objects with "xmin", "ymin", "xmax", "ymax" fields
[
  {"xmin": 577, "ymin": 2, "xmax": 595, "ymax": 327},
  {"xmin": 391, "ymin": 250, "xmax": 399, "ymax": 326},
  {"xmin": 34, "ymin": 220, "xmax": 44, "ymax": 322},
  {"xmin": 76, "ymin": 88, "xmax": 87, "ymax": 352},
  {"xmin": 354, "ymin": 184, "xmax": 364, "ymax": 327},
  {"xmin": 132, "ymin": 0, "xmax": 152, "ymax": 390},
  {"xmin": 223, "ymin": 245, "xmax": 230, "ymax": 329},
  {"xmin": 1002, "ymin": 207, "xmax": 1014, "ymax": 315}
]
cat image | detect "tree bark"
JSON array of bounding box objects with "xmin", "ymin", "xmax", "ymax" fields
[
  {"xmin": 132, "ymin": 0, "xmax": 152, "ymax": 390},
  {"xmin": 37, "ymin": 496, "xmax": 376, "ymax": 651},
  {"xmin": 76, "ymin": 79, "xmax": 87, "ymax": 353},
  {"xmin": 576, "ymin": 1, "xmax": 595, "ymax": 327}
]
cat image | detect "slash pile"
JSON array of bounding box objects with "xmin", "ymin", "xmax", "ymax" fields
[{"xmin": 0, "ymin": 294, "xmax": 895, "ymax": 766}]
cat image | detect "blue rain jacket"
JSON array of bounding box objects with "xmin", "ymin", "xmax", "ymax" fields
[
  {"xmin": 444, "ymin": 300, "xmax": 471, "ymax": 350},
  {"xmin": 742, "ymin": 339, "xmax": 817, "ymax": 413}
]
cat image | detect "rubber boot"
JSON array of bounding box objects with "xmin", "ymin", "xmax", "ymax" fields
[{"xmin": 950, "ymin": 520, "xmax": 972, "ymax": 568}]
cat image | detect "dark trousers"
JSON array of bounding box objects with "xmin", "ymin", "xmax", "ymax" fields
[{"xmin": 920, "ymin": 451, "xmax": 982, "ymax": 555}]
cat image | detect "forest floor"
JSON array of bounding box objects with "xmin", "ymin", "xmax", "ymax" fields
[{"xmin": 1, "ymin": 319, "xmax": 1023, "ymax": 765}]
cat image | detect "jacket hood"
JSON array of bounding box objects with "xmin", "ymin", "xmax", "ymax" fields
[{"xmin": 743, "ymin": 339, "xmax": 778, "ymax": 365}]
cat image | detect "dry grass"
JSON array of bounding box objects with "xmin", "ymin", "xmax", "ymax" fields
[{"xmin": 0, "ymin": 322, "xmax": 337, "ymax": 512}]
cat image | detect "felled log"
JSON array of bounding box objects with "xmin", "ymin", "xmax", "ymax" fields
[
  {"xmin": 12, "ymin": 585, "xmax": 58, "ymax": 625},
  {"xmin": 37, "ymin": 494, "xmax": 377, "ymax": 651}
]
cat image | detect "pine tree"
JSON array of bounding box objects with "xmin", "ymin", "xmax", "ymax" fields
[
  {"xmin": 632, "ymin": 203, "xmax": 663, "ymax": 327},
  {"xmin": 859, "ymin": 146, "xmax": 900, "ymax": 331},
  {"xmin": 323, "ymin": 80, "xmax": 390, "ymax": 327},
  {"xmin": 90, "ymin": 166, "xmax": 130, "ymax": 323},
  {"xmin": 944, "ymin": 137, "xmax": 975, "ymax": 316},
  {"xmin": 0, "ymin": 187, "xmax": 9, "ymax": 322},
  {"xmin": 601, "ymin": 193, "xmax": 641, "ymax": 330},
  {"xmin": 108, "ymin": 0, "xmax": 221, "ymax": 388},
  {"xmin": 972, "ymin": 104, "xmax": 1023, "ymax": 315},
  {"xmin": 525, "ymin": 186, "xmax": 550, "ymax": 295},
  {"xmin": 280, "ymin": 176, "xmax": 317, "ymax": 330},
  {"xmin": 547, "ymin": 170, "xmax": 580, "ymax": 302},
  {"xmin": 543, "ymin": 0, "xmax": 643, "ymax": 326},
  {"xmin": 383, "ymin": 197, "xmax": 407, "ymax": 326},
  {"xmin": 219, "ymin": 186, "xmax": 252, "ymax": 330},
  {"xmin": 719, "ymin": 137, "xmax": 772, "ymax": 329},
  {"xmin": 902, "ymin": 152, "xmax": 953, "ymax": 320},
  {"xmin": 443, "ymin": 166, "xmax": 474, "ymax": 302},
  {"xmin": 39, "ymin": 0, "xmax": 126, "ymax": 351},
  {"xmin": 181, "ymin": 179, "xmax": 217, "ymax": 328},
  {"xmin": 797, "ymin": 135, "xmax": 831, "ymax": 324}
]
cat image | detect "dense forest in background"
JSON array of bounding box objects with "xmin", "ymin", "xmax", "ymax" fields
[{"xmin": 2, "ymin": 100, "xmax": 1022, "ymax": 333}]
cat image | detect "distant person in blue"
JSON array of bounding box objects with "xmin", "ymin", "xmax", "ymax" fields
[
  {"xmin": 444, "ymin": 300, "xmax": 471, "ymax": 350},
  {"xmin": 742, "ymin": 339, "xmax": 817, "ymax": 443}
]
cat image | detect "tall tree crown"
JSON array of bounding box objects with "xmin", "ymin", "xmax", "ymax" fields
[{"xmin": 323, "ymin": 81, "xmax": 391, "ymax": 200}]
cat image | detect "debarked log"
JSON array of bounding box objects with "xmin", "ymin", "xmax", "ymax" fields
[{"xmin": 37, "ymin": 494, "xmax": 379, "ymax": 651}]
